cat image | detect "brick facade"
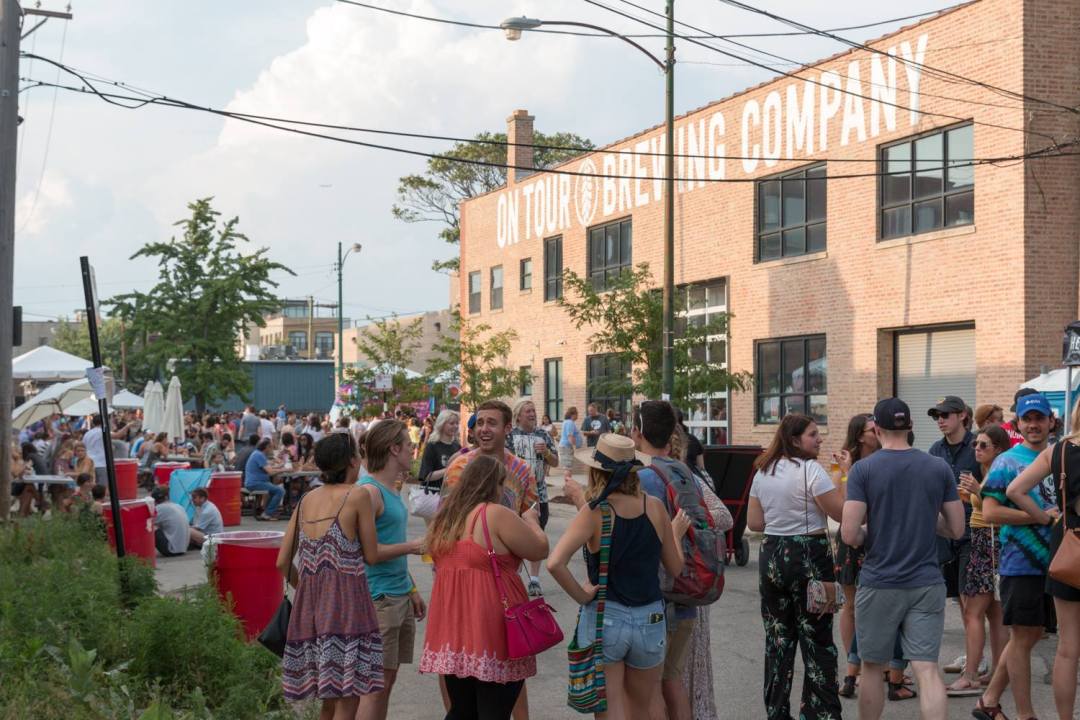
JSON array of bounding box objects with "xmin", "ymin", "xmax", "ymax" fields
[{"xmin": 457, "ymin": 0, "xmax": 1080, "ymax": 452}]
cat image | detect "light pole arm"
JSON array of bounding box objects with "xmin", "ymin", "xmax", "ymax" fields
[{"xmin": 534, "ymin": 20, "xmax": 667, "ymax": 72}]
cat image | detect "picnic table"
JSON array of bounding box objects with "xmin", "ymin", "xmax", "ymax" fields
[
  {"xmin": 25, "ymin": 474, "xmax": 77, "ymax": 487},
  {"xmin": 165, "ymin": 455, "xmax": 204, "ymax": 467}
]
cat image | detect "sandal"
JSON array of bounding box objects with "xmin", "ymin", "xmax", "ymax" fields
[
  {"xmin": 887, "ymin": 682, "xmax": 917, "ymax": 701},
  {"xmin": 839, "ymin": 675, "xmax": 856, "ymax": 698},
  {"xmin": 972, "ymin": 697, "xmax": 1010, "ymax": 720},
  {"xmin": 946, "ymin": 676, "xmax": 983, "ymax": 697}
]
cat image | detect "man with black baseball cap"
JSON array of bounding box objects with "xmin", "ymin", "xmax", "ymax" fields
[
  {"xmin": 926, "ymin": 396, "xmax": 979, "ymax": 671},
  {"xmin": 842, "ymin": 398, "xmax": 965, "ymax": 720}
]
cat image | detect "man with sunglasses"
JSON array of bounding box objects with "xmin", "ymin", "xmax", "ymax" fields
[{"xmin": 927, "ymin": 396, "xmax": 980, "ymax": 673}]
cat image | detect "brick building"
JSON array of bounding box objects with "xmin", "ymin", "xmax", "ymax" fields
[{"xmin": 457, "ymin": 0, "xmax": 1080, "ymax": 450}]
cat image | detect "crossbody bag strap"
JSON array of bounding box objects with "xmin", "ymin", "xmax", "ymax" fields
[
  {"xmin": 285, "ymin": 493, "xmax": 305, "ymax": 597},
  {"xmin": 1061, "ymin": 440, "xmax": 1070, "ymax": 532},
  {"xmin": 593, "ymin": 502, "xmax": 613, "ymax": 646},
  {"xmin": 479, "ymin": 503, "xmax": 513, "ymax": 610}
]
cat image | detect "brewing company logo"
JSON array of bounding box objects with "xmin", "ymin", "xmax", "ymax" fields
[{"xmin": 575, "ymin": 158, "xmax": 598, "ymax": 227}]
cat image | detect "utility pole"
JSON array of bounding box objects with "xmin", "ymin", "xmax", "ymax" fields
[
  {"xmin": 0, "ymin": 0, "xmax": 18, "ymax": 522},
  {"xmin": 0, "ymin": 2, "xmax": 71, "ymax": 522},
  {"xmin": 337, "ymin": 241, "xmax": 343, "ymax": 384},
  {"xmin": 660, "ymin": 0, "xmax": 676, "ymax": 402},
  {"xmin": 306, "ymin": 295, "xmax": 313, "ymax": 360}
]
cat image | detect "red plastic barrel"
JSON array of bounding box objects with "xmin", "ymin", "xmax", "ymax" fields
[
  {"xmin": 103, "ymin": 498, "xmax": 156, "ymax": 566},
  {"xmin": 208, "ymin": 471, "xmax": 242, "ymax": 526},
  {"xmin": 153, "ymin": 461, "xmax": 189, "ymax": 489},
  {"xmin": 211, "ymin": 531, "xmax": 284, "ymax": 640},
  {"xmin": 113, "ymin": 458, "xmax": 139, "ymax": 500}
]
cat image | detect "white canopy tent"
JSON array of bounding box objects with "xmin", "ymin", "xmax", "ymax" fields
[
  {"xmin": 12, "ymin": 346, "xmax": 92, "ymax": 381},
  {"xmin": 64, "ymin": 389, "xmax": 143, "ymax": 417}
]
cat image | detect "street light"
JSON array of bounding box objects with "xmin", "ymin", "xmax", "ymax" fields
[
  {"xmin": 337, "ymin": 241, "xmax": 363, "ymax": 386},
  {"xmin": 500, "ymin": 5, "xmax": 678, "ymax": 401}
]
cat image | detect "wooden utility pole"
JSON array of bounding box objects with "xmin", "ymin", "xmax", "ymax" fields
[{"xmin": 0, "ymin": 3, "xmax": 72, "ymax": 521}]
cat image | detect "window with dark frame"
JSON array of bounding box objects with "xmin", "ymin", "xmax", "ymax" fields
[
  {"xmin": 587, "ymin": 218, "xmax": 632, "ymax": 291},
  {"xmin": 490, "ymin": 266, "xmax": 503, "ymax": 310},
  {"xmin": 468, "ymin": 271, "xmax": 481, "ymax": 314},
  {"xmin": 520, "ymin": 366, "xmax": 533, "ymax": 397},
  {"xmin": 315, "ymin": 332, "xmax": 334, "ymax": 355},
  {"xmin": 755, "ymin": 335, "xmax": 827, "ymax": 425},
  {"xmin": 544, "ymin": 358, "xmax": 563, "ymax": 421},
  {"xmin": 880, "ymin": 123, "xmax": 973, "ymax": 239},
  {"xmin": 586, "ymin": 353, "xmax": 632, "ymax": 417},
  {"xmin": 520, "ymin": 258, "xmax": 532, "ymax": 291},
  {"xmin": 544, "ymin": 236, "xmax": 563, "ymax": 301},
  {"xmin": 757, "ymin": 163, "xmax": 826, "ymax": 262},
  {"xmin": 288, "ymin": 330, "xmax": 308, "ymax": 351}
]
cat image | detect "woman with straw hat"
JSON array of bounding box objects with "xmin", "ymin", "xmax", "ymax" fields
[{"xmin": 547, "ymin": 433, "xmax": 690, "ymax": 719}]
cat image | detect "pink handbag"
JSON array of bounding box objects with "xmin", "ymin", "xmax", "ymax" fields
[{"xmin": 479, "ymin": 504, "xmax": 564, "ymax": 659}]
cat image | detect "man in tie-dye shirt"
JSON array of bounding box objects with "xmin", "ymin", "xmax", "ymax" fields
[{"xmin": 973, "ymin": 393, "xmax": 1060, "ymax": 720}]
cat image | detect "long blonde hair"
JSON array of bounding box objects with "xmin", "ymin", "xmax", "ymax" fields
[
  {"xmin": 425, "ymin": 455, "xmax": 505, "ymax": 558},
  {"xmin": 1068, "ymin": 401, "xmax": 1080, "ymax": 444}
]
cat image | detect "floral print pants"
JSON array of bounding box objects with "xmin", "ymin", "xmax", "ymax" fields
[{"xmin": 759, "ymin": 534, "xmax": 842, "ymax": 720}]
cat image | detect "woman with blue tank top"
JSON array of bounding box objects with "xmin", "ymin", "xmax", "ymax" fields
[
  {"xmin": 357, "ymin": 420, "xmax": 426, "ymax": 720},
  {"xmin": 548, "ymin": 434, "xmax": 689, "ymax": 720}
]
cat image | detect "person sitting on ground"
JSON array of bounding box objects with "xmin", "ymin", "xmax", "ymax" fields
[
  {"xmin": 152, "ymin": 487, "xmax": 191, "ymax": 557},
  {"xmin": 75, "ymin": 473, "xmax": 95, "ymax": 503},
  {"xmin": 189, "ymin": 487, "xmax": 223, "ymax": 548}
]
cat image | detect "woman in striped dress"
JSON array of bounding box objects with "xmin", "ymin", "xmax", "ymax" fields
[{"xmin": 276, "ymin": 432, "xmax": 384, "ymax": 719}]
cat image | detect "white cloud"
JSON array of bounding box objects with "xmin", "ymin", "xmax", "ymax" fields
[{"xmin": 15, "ymin": 171, "xmax": 72, "ymax": 236}]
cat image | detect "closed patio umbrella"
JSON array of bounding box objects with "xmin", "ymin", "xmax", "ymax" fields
[{"xmin": 162, "ymin": 376, "xmax": 185, "ymax": 442}]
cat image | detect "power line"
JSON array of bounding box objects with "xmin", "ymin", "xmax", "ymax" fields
[
  {"xmin": 710, "ymin": 0, "xmax": 1079, "ymax": 115},
  {"xmin": 18, "ymin": 61, "xmax": 1067, "ymax": 167},
  {"xmin": 18, "ymin": 56, "xmax": 1080, "ymax": 185},
  {"xmin": 584, "ymin": 0, "xmax": 1056, "ymax": 143},
  {"xmin": 16, "ymin": 19, "xmax": 67, "ymax": 235},
  {"xmin": 335, "ymin": 0, "xmax": 943, "ymax": 40}
]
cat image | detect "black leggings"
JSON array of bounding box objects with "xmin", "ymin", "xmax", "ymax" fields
[{"xmin": 443, "ymin": 675, "xmax": 523, "ymax": 720}]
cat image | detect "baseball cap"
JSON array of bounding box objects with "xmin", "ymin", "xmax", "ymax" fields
[
  {"xmin": 873, "ymin": 398, "xmax": 913, "ymax": 431},
  {"xmin": 466, "ymin": 412, "xmax": 478, "ymax": 430},
  {"xmin": 1011, "ymin": 387, "xmax": 1038, "ymax": 412},
  {"xmin": 1016, "ymin": 393, "xmax": 1052, "ymax": 418},
  {"xmin": 927, "ymin": 395, "xmax": 966, "ymax": 417}
]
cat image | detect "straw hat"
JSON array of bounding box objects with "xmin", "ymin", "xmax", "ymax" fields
[{"xmin": 574, "ymin": 433, "xmax": 651, "ymax": 470}]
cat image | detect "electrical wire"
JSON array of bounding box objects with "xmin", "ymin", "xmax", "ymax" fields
[
  {"xmin": 16, "ymin": 20, "xmax": 68, "ymax": 235},
  {"xmin": 335, "ymin": 0, "xmax": 943, "ymax": 40},
  {"xmin": 19, "ymin": 72, "xmax": 1079, "ymax": 186},
  {"xmin": 710, "ymin": 0, "xmax": 1079, "ymax": 114},
  {"xmin": 583, "ymin": 0, "xmax": 1056, "ymax": 143},
  {"xmin": 18, "ymin": 57, "xmax": 1069, "ymax": 167}
]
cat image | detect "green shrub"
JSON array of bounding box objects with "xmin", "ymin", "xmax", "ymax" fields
[{"xmin": 0, "ymin": 514, "xmax": 285, "ymax": 719}]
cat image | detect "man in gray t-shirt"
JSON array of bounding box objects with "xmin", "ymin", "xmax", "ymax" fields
[
  {"xmin": 152, "ymin": 488, "xmax": 191, "ymax": 557},
  {"xmin": 238, "ymin": 407, "xmax": 261, "ymax": 446},
  {"xmin": 190, "ymin": 488, "xmax": 223, "ymax": 548},
  {"xmin": 841, "ymin": 398, "xmax": 964, "ymax": 720}
]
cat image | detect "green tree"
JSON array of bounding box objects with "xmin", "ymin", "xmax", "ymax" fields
[
  {"xmin": 427, "ymin": 310, "xmax": 528, "ymax": 410},
  {"xmin": 49, "ymin": 317, "xmax": 147, "ymax": 386},
  {"xmin": 559, "ymin": 263, "xmax": 752, "ymax": 411},
  {"xmin": 393, "ymin": 130, "xmax": 595, "ymax": 273},
  {"xmin": 107, "ymin": 198, "xmax": 293, "ymax": 413},
  {"xmin": 343, "ymin": 314, "xmax": 429, "ymax": 415}
]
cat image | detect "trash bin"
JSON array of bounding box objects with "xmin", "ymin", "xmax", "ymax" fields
[
  {"xmin": 103, "ymin": 497, "xmax": 157, "ymax": 566},
  {"xmin": 208, "ymin": 471, "xmax": 242, "ymax": 527},
  {"xmin": 207, "ymin": 531, "xmax": 284, "ymax": 640},
  {"xmin": 113, "ymin": 458, "xmax": 139, "ymax": 500},
  {"xmin": 153, "ymin": 461, "xmax": 189, "ymax": 489},
  {"xmin": 703, "ymin": 445, "xmax": 763, "ymax": 567}
]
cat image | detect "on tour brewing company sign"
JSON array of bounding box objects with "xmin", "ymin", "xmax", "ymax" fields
[{"xmin": 495, "ymin": 33, "xmax": 930, "ymax": 249}]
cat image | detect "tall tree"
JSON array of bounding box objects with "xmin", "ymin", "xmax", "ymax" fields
[
  {"xmin": 559, "ymin": 264, "xmax": 752, "ymax": 411},
  {"xmin": 343, "ymin": 314, "xmax": 429, "ymax": 415},
  {"xmin": 50, "ymin": 316, "xmax": 131, "ymax": 382},
  {"xmin": 107, "ymin": 198, "xmax": 293, "ymax": 413},
  {"xmin": 393, "ymin": 130, "xmax": 595, "ymax": 273},
  {"xmin": 427, "ymin": 310, "xmax": 527, "ymax": 410}
]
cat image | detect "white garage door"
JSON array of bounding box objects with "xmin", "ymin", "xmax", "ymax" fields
[{"xmin": 896, "ymin": 328, "xmax": 976, "ymax": 451}]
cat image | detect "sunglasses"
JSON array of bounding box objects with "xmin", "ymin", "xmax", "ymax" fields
[
  {"xmin": 973, "ymin": 440, "xmax": 993, "ymax": 450},
  {"xmin": 931, "ymin": 411, "xmax": 952, "ymax": 419}
]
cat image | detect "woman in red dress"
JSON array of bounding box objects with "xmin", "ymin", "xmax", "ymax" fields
[{"xmin": 419, "ymin": 454, "xmax": 549, "ymax": 719}]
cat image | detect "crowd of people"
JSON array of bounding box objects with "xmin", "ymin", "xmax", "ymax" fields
[{"xmin": 747, "ymin": 390, "xmax": 1080, "ymax": 720}]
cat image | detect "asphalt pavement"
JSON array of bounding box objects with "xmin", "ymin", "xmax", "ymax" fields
[{"xmin": 156, "ymin": 486, "xmax": 1063, "ymax": 719}]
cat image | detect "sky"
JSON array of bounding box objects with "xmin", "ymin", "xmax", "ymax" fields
[{"xmin": 12, "ymin": 0, "xmax": 955, "ymax": 327}]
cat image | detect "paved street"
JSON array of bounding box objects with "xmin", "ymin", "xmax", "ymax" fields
[{"xmin": 157, "ymin": 486, "xmax": 1063, "ymax": 719}]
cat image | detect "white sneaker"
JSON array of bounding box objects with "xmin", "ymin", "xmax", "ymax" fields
[
  {"xmin": 943, "ymin": 654, "xmax": 966, "ymax": 673},
  {"xmin": 977, "ymin": 658, "xmax": 989, "ymax": 676}
]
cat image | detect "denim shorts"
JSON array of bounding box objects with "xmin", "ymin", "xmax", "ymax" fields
[{"xmin": 575, "ymin": 598, "xmax": 666, "ymax": 670}]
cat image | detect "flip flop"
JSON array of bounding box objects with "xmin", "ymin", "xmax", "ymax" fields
[
  {"xmin": 946, "ymin": 677, "xmax": 983, "ymax": 697},
  {"xmin": 887, "ymin": 682, "xmax": 917, "ymax": 701},
  {"xmin": 972, "ymin": 697, "xmax": 1010, "ymax": 720}
]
